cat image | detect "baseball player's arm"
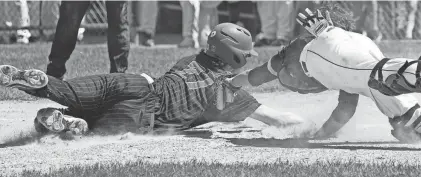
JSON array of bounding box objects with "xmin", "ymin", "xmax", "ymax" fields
[
  {"xmin": 314, "ymin": 90, "xmax": 359, "ymax": 138},
  {"xmin": 229, "ymin": 55, "xmax": 283, "ymax": 87},
  {"xmin": 249, "ymin": 104, "xmax": 305, "ymax": 128}
]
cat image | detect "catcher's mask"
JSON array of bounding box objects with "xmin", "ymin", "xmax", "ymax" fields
[{"xmin": 274, "ymin": 35, "xmax": 328, "ymax": 94}]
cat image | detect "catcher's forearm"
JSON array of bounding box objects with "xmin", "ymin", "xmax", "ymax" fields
[
  {"xmin": 231, "ymin": 63, "xmax": 277, "ymax": 87},
  {"xmin": 317, "ymin": 91, "xmax": 359, "ymax": 137},
  {"xmin": 318, "ymin": 106, "xmax": 355, "ymax": 137}
]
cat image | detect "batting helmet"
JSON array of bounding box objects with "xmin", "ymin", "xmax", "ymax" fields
[{"xmin": 205, "ymin": 23, "xmax": 258, "ymax": 69}]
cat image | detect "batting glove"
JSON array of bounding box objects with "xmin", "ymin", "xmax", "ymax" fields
[{"xmin": 296, "ymin": 8, "xmax": 333, "ymax": 38}]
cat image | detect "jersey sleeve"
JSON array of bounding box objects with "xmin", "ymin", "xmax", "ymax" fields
[{"xmin": 201, "ymin": 89, "xmax": 261, "ymax": 122}]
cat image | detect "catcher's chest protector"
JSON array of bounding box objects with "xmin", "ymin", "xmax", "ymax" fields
[{"xmin": 276, "ymin": 52, "xmax": 328, "ymax": 94}]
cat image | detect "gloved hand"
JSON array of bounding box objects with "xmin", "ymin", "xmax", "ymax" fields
[{"xmin": 296, "ymin": 8, "xmax": 333, "ymax": 38}]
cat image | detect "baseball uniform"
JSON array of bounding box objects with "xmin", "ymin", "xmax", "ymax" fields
[
  {"xmin": 27, "ymin": 51, "xmax": 261, "ymax": 131},
  {"xmin": 298, "ymin": 27, "xmax": 421, "ymax": 128}
]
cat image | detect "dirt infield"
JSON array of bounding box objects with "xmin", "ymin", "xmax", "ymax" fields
[{"xmin": 1, "ymin": 91, "xmax": 421, "ymax": 175}]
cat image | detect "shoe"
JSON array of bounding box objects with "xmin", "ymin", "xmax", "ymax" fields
[
  {"xmin": 77, "ymin": 28, "xmax": 85, "ymax": 42},
  {"xmin": 270, "ymin": 38, "xmax": 289, "ymax": 46},
  {"xmin": 34, "ymin": 117, "xmax": 49, "ymax": 134},
  {"xmin": 46, "ymin": 62, "xmax": 66, "ymax": 80},
  {"xmin": 178, "ymin": 37, "xmax": 197, "ymax": 48},
  {"xmin": 16, "ymin": 29, "xmax": 31, "ymax": 44},
  {"xmin": 235, "ymin": 21, "xmax": 245, "ymax": 28},
  {"xmin": 35, "ymin": 108, "xmax": 89, "ymax": 135},
  {"xmin": 0, "ymin": 65, "xmax": 48, "ymax": 90},
  {"xmin": 138, "ymin": 32, "xmax": 155, "ymax": 47}
]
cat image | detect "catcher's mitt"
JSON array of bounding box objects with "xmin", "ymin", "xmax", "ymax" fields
[{"xmin": 274, "ymin": 37, "xmax": 328, "ymax": 94}]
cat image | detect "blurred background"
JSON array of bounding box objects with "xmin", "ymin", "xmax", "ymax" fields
[{"xmin": 0, "ymin": 0, "xmax": 420, "ymax": 47}]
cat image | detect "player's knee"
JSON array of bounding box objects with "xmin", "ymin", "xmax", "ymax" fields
[
  {"xmin": 389, "ymin": 104, "xmax": 421, "ymax": 143},
  {"xmin": 390, "ymin": 104, "xmax": 421, "ymax": 129}
]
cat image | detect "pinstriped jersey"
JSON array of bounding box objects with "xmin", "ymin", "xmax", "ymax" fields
[{"xmin": 152, "ymin": 51, "xmax": 256, "ymax": 129}]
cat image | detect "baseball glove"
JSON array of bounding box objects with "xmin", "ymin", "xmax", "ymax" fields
[{"xmin": 274, "ymin": 38, "xmax": 328, "ymax": 94}]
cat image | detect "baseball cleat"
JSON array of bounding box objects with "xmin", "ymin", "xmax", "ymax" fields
[
  {"xmin": 35, "ymin": 108, "xmax": 89, "ymax": 135},
  {"xmin": 34, "ymin": 117, "xmax": 49, "ymax": 134},
  {"xmin": 0, "ymin": 65, "xmax": 48, "ymax": 90}
]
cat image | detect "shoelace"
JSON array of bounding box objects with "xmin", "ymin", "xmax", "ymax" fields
[{"xmin": 57, "ymin": 108, "xmax": 69, "ymax": 115}]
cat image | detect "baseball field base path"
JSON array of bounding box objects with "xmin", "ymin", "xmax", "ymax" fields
[{"xmin": 1, "ymin": 91, "xmax": 421, "ymax": 175}]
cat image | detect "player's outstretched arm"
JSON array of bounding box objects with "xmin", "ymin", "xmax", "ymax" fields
[
  {"xmin": 229, "ymin": 63, "xmax": 277, "ymax": 88},
  {"xmin": 228, "ymin": 53, "xmax": 285, "ymax": 88},
  {"xmin": 313, "ymin": 90, "xmax": 359, "ymax": 139},
  {"xmin": 248, "ymin": 105, "xmax": 306, "ymax": 128}
]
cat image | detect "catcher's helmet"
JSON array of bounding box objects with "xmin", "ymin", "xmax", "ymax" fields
[{"xmin": 205, "ymin": 23, "xmax": 258, "ymax": 69}]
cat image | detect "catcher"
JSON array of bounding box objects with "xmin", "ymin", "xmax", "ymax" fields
[
  {"xmin": 0, "ymin": 23, "xmax": 305, "ymax": 136},
  {"xmin": 227, "ymin": 4, "xmax": 421, "ymax": 143}
]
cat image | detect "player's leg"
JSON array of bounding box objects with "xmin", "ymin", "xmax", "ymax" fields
[
  {"xmin": 368, "ymin": 88, "xmax": 421, "ymax": 143},
  {"xmin": 93, "ymin": 97, "xmax": 158, "ymax": 134},
  {"xmin": 0, "ymin": 65, "xmax": 87, "ymax": 134},
  {"xmin": 46, "ymin": 1, "xmax": 91, "ymax": 79},
  {"xmin": 368, "ymin": 57, "xmax": 421, "ymax": 96},
  {"xmin": 0, "ymin": 65, "xmax": 154, "ymax": 131},
  {"xmin": 105, "ymin": 1, "xmax": 129, "ymax": 73},
  {"xmin": 32, "ymin": 74, "xmax": 153, "ymax": 116}
]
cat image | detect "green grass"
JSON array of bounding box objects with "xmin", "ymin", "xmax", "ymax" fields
[
  {"xmin": 11, "ymin": 159, "xmax": 421, "ymax": 177},
  {"xmin": 1, "ymin": 41, "xmax": 421, "ymax": 101}
]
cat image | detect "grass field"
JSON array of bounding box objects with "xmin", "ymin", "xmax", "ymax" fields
[
  {"xmin": 1, "ymin": 41, "xmax": 421, "ymax": 176},
  {"xmin": 15, "ymin": 160, "xmax": 421, "ymax": 177}
]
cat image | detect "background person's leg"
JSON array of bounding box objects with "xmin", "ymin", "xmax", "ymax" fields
[
  {"xmin": 179, "ymin": 0, "xmax": 199, "ymax": 48},
  {"xmin": 16, "ymin": 0, "xmax": 31, "ymax": 44},
  {"xmin": 406, "ymin": 0, "xmax": 418, "ymax": 39},
  {"xmin": 227, "ymin": 1, "xmax": 241, "ymax": 24},
  {"xmin": 198, "ymin": 1, "xmax": 221, "ymax": 47},
  {"xmin": 47, "ymin": 1, "xmax": 91, "ymax": 79},
  {"xmin": 106, "ymin": 1, "xmax": 130, "ymax": 74},
  {"xmin": 254, "ymin": 1, "xmax": 276, "ymax": 47},
  {"xmin": 272, "ymin": 0, "xmax": 295, "ymax": 46},
  {"xmin": 133, "ymin": 1, "xmax": 158, "ymax": 47}
]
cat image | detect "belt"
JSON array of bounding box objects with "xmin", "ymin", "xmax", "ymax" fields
[
  {"xmin": 301, "ymin": 61, "xmax": 311, "ymax": 77},
  {"xmin": 137, "ymin": 73, "xmax": 156, "ymax": 134},
  {"xmin": 299, "ymin": 52, "xmax": 312, "ymax": 77}
]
